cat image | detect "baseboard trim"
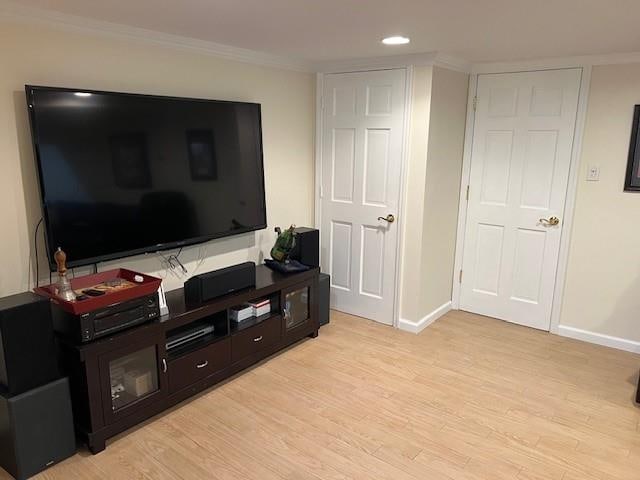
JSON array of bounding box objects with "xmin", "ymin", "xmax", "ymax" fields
[
  {"xmin": 557, "ymin": 325, "xmax": 640, "ymax": 354},
  {"xmin": 398, "ymin": 301, "xmax": 452, "ymax": 334}
]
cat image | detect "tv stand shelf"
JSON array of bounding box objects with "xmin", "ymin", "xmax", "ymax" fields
[{"xmin": 57, "ymin": 265, "xmax": 319, "ymax": 454}]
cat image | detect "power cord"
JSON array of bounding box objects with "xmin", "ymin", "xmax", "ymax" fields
[
  {"xmin": 159, "ymin": 247, "xmax": 187, "ymax": 275},
  {"xmin": 191, "ymin": 244, "xmax": 208, "ymax": 276}
]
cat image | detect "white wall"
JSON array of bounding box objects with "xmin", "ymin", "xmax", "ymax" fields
[
  {"xmin": 399, "ymin": 66, "xmax": 468, "ymax": 326},
  {"xmin": 0, "ymin": 20, "xmax": 315, "ymax": 295},
  {"xmin": 420, "ymin": 67, "xmax": 468, "ymax": 315},
  {"xmin": 560, "ymin": 63, "xmax": 640, "ymax": 343},
  {"xmin": 399, "ymin": 65, "xmax": 433, "ymax": 323}
]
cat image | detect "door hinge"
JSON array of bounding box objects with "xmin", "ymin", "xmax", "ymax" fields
[
  {"xmin": 459, "ymin": 270, "xmax": 463, "ymax": 283},
  {"xmin": 465, "ymin": 185, "xmax": 470, "ymax": 201},
  {"xmin": 473, "ymin": 96, "xmax": 478, "ymax": 111}
]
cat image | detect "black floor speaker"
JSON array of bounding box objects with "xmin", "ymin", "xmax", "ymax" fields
[
  {"xmin": 0, "ymin": 292, "xmax": 59, "ymax": 395},
  {"xmin": 291, "ymin": 227, "xmax": 319, "ymax": 268},
  {"xmin": 318, "ymin": 273, "xmax": 330, "ymax": 326},
  {"xmin": 0, "ymin": 377, "xmax": 76, "ymax": 480}
]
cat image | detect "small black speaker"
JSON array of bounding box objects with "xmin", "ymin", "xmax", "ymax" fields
[
  {"xmin": 318, "ymin": 273, "xmax": 330, "ymax": 327},
  {"xmin": 0, "ymin": 292, "xmax": 59, "ymax": 395},
  {"xmin": 184, "ymin": 262, "xmax": 256, "ymax": 306},
  {"xmin": 0, "ymin": 377, "xmax": 76, "ymax": 480},
  {"xmin": 291, "ymin": 227, "xmax": 319, "ymax": 268}
]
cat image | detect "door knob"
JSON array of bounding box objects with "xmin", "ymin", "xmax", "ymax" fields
[
  {"xmin": 377, "ymin": 214, "xmax": 395, "ymax": 223},
  {"xmin": 539, "ymin": 216, "xmax": 560, "ymax": 226}
]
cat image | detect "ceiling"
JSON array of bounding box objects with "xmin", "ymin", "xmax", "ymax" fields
[{"xmin": 8, "ymin": 0, "xmax": 640, "ymax": 65}]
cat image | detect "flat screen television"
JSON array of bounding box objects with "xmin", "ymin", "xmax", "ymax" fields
[{"xmin": 26, "ymin": 85, "xmax": 267, "ymax": 269}]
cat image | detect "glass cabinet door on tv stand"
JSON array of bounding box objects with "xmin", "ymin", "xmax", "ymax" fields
[
  {"xmin": 282, "ymin": 282, "xmax": 311, "ymax": 332},
  {"xmin": 98, "ymin": 330, "xmax": 168, "ymax": 424}
]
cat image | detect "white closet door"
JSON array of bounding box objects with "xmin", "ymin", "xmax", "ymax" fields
[
  {"xmin": 460, "ymin": 69, "xmax": 582, "ymax": 330},
  {"xmin": 320, "ymin": 69, "xmax": 406, "ymax": 325}
]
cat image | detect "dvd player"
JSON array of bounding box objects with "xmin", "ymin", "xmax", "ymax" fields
[{"xmin": 166, "ymin": 324, "xmax": 215, "ymax": 351}]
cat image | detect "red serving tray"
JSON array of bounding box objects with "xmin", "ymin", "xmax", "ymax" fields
[{"xmin": 34, "ymin": 268, "xmax": 162, "ymax": 315}]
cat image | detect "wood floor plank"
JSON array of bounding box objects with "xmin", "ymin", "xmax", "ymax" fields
[{"xmin": 8, "ymin": 309, "xmax": 639, "ymax": 480}]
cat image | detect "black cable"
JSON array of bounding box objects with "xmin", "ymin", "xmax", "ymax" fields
[
  {"xmin": 173, "ymin": 247, "xmax": 187, "ymax": 274},
  {"xmin": 173, "ymin": 252, "xmax": 187, "ymax": 274},
  {"xmin": 34, "ymin": 218, "xmax": 43, "ymax": 288},
  {"xmin": 160, "ymin": 247, "xmax": 187, "ymax": 274},
  {"xmin": 173, "ymin": 247, "xmax": 189, "ymax": 275},
  {"xmin": 158, "ymin": 251, "xmax": 174, "ymax": 269}
]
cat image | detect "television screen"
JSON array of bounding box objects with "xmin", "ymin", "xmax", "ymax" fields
[{"xmin": 26, "ymin": 86, "xmax": 267, "ymax": 269}]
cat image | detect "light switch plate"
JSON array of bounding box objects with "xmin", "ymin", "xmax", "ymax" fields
[{"xmin": 587, "ymin": 165, "xmax": 600, "ymax": 181}]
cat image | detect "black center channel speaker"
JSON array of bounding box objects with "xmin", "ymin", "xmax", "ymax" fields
[
  {"xmin": 184, "ymin": 261, "xmax": 256, "ymax": 306},
  {"xmin": 0, "ymin": 292, "xmax": 59, "ymax": 395}
]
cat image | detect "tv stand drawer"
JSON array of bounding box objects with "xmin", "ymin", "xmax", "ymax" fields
[
  {"xmin": 231, "ymin": 316, "xmax": 281, "ymax": 363},
  {"xmin": 167, "ymin": 338, "xmax": 231, "ymax": 394}
]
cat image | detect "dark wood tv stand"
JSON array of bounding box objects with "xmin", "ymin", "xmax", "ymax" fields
[{"xmin": 57, "ymin": 265, "xmax": 319, "ymax": 454}]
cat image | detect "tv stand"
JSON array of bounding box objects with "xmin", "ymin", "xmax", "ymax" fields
[{"xmin": 57, "ymin": 265, "xmax": 319, "ymax": 454}]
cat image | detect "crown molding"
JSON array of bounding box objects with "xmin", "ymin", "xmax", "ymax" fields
[
  {"xmin": 472, "ymin": 51, "xmax": 640, "ymax": 73},
  {"xmin": 315, "ymin": 52, "xmax": 435, "ymax": 73},
  {"xmin": 0, "ymin": 0, "xmax": 313, "ymax": 72},
  {"xmin": 5, "ymin": 0, "xmax": 640, "ymax": 77},
  {"xmin": 432, "ymin": 53, "xmax": 472, "ymax": 73},
  {"xmin": 0, "ymin": 1, "xmax": 472, "ymax": 75},
  {"xmin": 315, "ymin": 52, "xmax": 471, "ymax": 74}
]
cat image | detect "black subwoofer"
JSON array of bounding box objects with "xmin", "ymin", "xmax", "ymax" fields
[
  {"xmin": 0, "ymin": 377, "xmax": 76, "ymax": 480},
  {"xmin": 318, "ymin": 273, "xmax": 330, "ymax": 326},
  {"xmin": 0, "ymin": 292, "xmax": 59, "ymax": 395}
]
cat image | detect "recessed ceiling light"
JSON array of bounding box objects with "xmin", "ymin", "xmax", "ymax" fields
[
  {"xmin": 74, "ymin": 92, "xmax": 92, "ymax": 97},
  {"xmin": 382, "ymin": 36, "xmax": 410, "ymax": 45}
]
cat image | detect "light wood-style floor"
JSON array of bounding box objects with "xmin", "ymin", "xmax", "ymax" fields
[{"xmin": 8, "ymin": 310, "xmax": 640, "ymax": 480}]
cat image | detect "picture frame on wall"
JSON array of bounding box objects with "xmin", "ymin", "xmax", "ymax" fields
[{"xmin": 625, "ymin": 105, "xmax": 640, "ymax": 192}]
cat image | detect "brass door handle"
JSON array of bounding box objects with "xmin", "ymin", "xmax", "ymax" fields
[
  {"xmin": 377, "ymin": 214, "xmax": 395, "ymax": 223},
  {"xmin": 539, "ymin": 216, "xmax": 560, "ymax": 226}
]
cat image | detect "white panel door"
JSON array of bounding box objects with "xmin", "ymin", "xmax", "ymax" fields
[
  {"xmin": 460, "ymin": 69, "xmax": 582, "ymax": 330},
  {"xmin": 320, "ymin": 69, "xmax": 406, "ymax": 325}
]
